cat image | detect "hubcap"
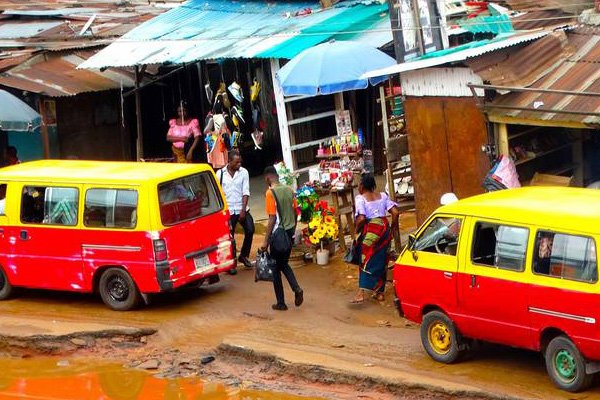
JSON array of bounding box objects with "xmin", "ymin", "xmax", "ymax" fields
[
  {"xmin": 107, "ymin": 275, "xmax": 129, "ymax": 302},
  {"xmin": 554, "ymin": 349, "xmax": 577, "ymax": 382},
  {"xmin": 428, "ymin": 321, "xmax": 451, "ymax": 355}
]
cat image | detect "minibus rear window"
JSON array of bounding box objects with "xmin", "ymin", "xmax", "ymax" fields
[{"xmin": 158, "ymin": 172, "xmax": 222, "ymax": 226}]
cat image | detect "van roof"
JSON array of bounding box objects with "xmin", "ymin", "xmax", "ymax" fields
[
  {"xmin": 0, "ymin": 160, "xmax": 214, "ymax": 185},
  {"xmin": 439, "ymin": 187, "xmax": 600, "ymax": 234}
]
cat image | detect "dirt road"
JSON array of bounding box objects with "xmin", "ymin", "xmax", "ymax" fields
[{"xmin": 0, "ymin": 243, "xmax": 597, "ymax": 399}]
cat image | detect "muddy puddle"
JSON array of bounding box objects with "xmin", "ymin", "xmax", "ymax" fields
[{"xmin": 0, "ymin": 357, "xmax": 324, "ymax": 400}]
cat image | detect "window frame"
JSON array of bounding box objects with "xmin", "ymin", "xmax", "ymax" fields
[
  {"xmin": 83, "ymin": 188, "xmax": 139, "ymax": 230},
  {"xmin": 532, "ymin": 229, "xmax": 599, "ymax": 284},
  {"xmin": 470, "ymin": 220, "xmax": 530, "ymax": 273},
  {"xmin": 412, "ymin": 214, "xmax": 464, "ymax": 257},
  {"xmin": 20, "ymin": 185, "xmax": 80, "ymax": 227},
  {"xmin": 157, "ymin": 172, "xmax": 224, "ymax": 227}
]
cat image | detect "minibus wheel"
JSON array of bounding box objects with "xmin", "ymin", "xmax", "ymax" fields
[
  {"xmin": 421, "ymin": 311, "xmax": 462, "ymax": 364},
  {"xmin": 545, "ymin": 335, "xmax": 593, "ymax": 392},
  {"xmin": 0, "ymin": 267, "xmax": 13, "ymax": 300},
  {"xmin": 99, "ymin": 268, "xmax": 142, "ymax": 311}
]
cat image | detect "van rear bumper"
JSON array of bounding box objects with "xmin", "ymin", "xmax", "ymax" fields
[{"xmin": 155, "ymin": 259, "xmax": 235, "ymax": 292}]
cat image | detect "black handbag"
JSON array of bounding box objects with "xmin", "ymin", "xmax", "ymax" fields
[
  {"xmin": 255, "ymin": 251, "xmax": 275, "ymax": 282},
  {"xmin": 344, "ymin": 236, "xmax": 363, "ymax": 265},
  {"xmin": 269, "ymin": 189, "xmax": 294, "ymax": 254}
]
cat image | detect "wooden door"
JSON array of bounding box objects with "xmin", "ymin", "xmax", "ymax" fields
[{"xmin": 405, "ymin": 97, "xmax": 489, "ymax": 224}]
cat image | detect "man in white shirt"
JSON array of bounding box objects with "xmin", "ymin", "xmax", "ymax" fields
[{"xmin": 218, "ymin": 150, "xmax": 254, "ymax": 273}]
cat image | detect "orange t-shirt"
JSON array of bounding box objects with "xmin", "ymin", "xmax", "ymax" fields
[{"xmin": 265, "ymin": 189, "xmax": 297, "ymax": 217}]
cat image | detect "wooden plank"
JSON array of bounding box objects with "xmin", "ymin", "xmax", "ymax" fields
[
  {"xmin": 498, "ymin": 123, "xmax": 509, "ymax": 156},
  {"xmin": 288, "ymin": 110, "xmax": 336, "ymax": 126},
  {"xmin": 444, "ymin": 98, "xmax": 489, "ymax": 203},
  {"xmin": 290, "ymin": 135, "xmax": 337, "ymax": 151},
  {"xmin": 270, "ymin": 59, "xmax": 295, "ymax": 171},
  {"xmin": 404, "ymin": 97, "xmax": 452, "ymax": 225}
]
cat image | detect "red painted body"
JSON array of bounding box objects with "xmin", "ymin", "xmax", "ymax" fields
[
  {"xmin": 394, "ymin": 264, "xmax": 600, "ymax": 360},
  {"xmin": 0, "ymin": 208, "xmax": 233, "ymax": 295}
]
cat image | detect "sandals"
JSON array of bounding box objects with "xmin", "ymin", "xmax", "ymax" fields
[
  {"xmin": 372, "ymin": 293, "xmax": 385, "ymax": 302},
  {"xmin": 349, "ymin": 297, "xmax": 364, "ymax": 305}
]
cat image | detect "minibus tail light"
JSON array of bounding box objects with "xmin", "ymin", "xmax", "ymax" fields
[{"xmin": 153, "ymin": 239, "xmax": 168, "ymax": 262}]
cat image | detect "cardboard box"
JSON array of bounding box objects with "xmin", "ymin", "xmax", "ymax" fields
[{"xmin": 530, "ymin": 172, "xmax": 572, "ymax": 187}]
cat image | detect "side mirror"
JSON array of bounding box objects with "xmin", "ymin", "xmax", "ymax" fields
[
  {"xmin": 408, "ymin": 234, "xmax": 418, "ymax": 261},
  {"xmin": 408, "ymin": 234, "xmax": 416, "ymax": 248}
]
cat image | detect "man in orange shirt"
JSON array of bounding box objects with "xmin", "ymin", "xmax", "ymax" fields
[{"xmin": 261, "ymin": 166, "xmax": 303, "ymax": 311}]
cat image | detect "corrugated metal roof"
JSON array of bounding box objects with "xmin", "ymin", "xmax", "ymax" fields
[
  {"xmin": 80, "ymin": 0, "xmax": 392, "ymax": 69},
  {"xmin": 486, "ymin": 31, "xmax": 600, "ymax": 126},
  {"xmin": 363, "ymin": 30, "xmax": 551, "ymax": 79},
  {"xmin": 0, "ymin": 50, "xmax": 134, "ymax": 97},
  {"xmin": 467, "ymin": 30, "xmax": 572, "ymax": 88},
  {"xmin": 0, "ymin": 21, "xmax": 63, "ymax": 39},
  {"xmin": 512, "ymin": 10, "xmax": 575, "ymax": 30}
]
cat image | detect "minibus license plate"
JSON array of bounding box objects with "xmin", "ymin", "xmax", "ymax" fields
[{"xmin": 194, "ymin": 254, "xmax": 210, "ymax": 272}]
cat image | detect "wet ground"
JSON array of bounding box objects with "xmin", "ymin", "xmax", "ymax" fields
[{"xmin": 2, "ymin": 228, "xmax": 600, "ymax": 399}]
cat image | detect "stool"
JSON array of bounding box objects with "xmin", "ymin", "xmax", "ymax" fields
[{"xmin": 330, "ymin": 186, "xmax": 356, "ymax": 251}]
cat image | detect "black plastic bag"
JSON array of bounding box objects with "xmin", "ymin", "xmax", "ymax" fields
[{"xmin": 255, "ymin": 251, "xmax": 275, "ymax": 282}]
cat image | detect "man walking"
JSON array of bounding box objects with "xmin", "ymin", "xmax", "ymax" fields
[
  {"xmin": 261, "ymin": 166, "xmax": 303, "ymax": 311},
  {"xmin": 218, "ymin": 150, "xmax": 255, "ymax": 275}
]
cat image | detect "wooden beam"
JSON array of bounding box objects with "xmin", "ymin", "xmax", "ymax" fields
[
  {"xmin": 468, "ymin": 83, "xmax": 600, "ymax": 98},
  {"xmin": 270, "ymin": 59, "xmax": 295, "ymax": 171},
  {"xmin": 134, "ymin": 66, "xmax": 144, "ymax": 161},
  {"xmin": 487, "ymin": 114, "xmax": 592, "ymax": 130},
  {"xmin": 288, "ymin": 110, "xmax": 336, "ymax": 126}
]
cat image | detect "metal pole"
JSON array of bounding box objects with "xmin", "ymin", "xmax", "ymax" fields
[{"xmin": 134, "ymin": 66, "xmax": 144, "ymax": 161}]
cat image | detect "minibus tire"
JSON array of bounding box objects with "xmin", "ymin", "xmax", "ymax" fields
[
  {"xmin": 421, "ymin": 311, "xmax": 462, "ymax": 364},
  {"xmin": 99, "ymin": 268, "xmax": 142, "ymax": 311},
  {"xmin": 0, "ymin": 267, "xmax": 13, "ymax": 300},
  {"xmin": 545, "ymin": 336, "xmax": 593, "ymax": 392}
]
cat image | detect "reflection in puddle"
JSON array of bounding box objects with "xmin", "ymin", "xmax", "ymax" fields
[{"xmin": 0, "ymin": 358, "xmax": 323, "ymax": 400}]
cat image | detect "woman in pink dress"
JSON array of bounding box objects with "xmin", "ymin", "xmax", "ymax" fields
[{"xmin": 166, "ymin": 104, "xmax": 201, "ymax": 163}]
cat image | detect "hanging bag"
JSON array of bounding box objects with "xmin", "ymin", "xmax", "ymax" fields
[
  {"xmin": 255, "ymin": 251, "xmax": 275, "ymax": 282},
  {"xmin": 269, "ymin": 189, "xmax": 294, "ymax": 254}
]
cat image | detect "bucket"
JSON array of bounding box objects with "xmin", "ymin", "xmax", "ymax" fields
[{"xmin": 316, "ymin": 249, "xmax": 330, "ymax": 266}]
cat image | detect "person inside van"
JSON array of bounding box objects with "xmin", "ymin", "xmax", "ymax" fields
[{"xmin": 534, "ymin": 233, "xmax": 554, "ymax": 275}]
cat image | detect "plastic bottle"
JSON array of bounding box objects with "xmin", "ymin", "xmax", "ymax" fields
[{"xmin": 357, "ymin": 128, "xmax": 365, "ymax": 147}]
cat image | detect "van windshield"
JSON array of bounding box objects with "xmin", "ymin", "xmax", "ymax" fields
[{"xmin": 158, "ymin": 172, "xmax": 222, "ymax": 226}]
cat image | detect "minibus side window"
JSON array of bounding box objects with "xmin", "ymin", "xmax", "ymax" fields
[
  {"xmin": 471, "ymin": 222, "xmax": 528, "ymax": 272},
  {"xmin": 21, "ymin": 186, "xmax": 78, "ymax": 226},
  {"xmin": 414, "ymin": 217, "xmax": 462, "ymax": 256},
  {"xmin": 533, "ymin": 231, "xmax": 598, "ymax": 283},
  {"xmin": 84, "ymin": 189, "xmax": 138, "ymax": 229}
]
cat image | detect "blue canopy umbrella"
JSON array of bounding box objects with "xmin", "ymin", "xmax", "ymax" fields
[
  {"xmin": 0, "ymin": 89, "xmax": 41, "ymax": 132},
  {"xmin": 276, "ymin": 40, "xmax": 396, "ymax": 96}
]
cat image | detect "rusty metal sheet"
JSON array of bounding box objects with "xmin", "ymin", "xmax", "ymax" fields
[
  {"xmin": 0, "ymin": 50, "xmax": 134, "ymax": 97},
  {"xmin": 486, "ymin": 31, "xmax": 600, "ymax": 126}
]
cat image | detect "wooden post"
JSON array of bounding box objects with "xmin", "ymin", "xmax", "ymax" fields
[
  {"xmin": 410, "ymin": 0, "xmax": 425, "ymax": 56},
  {"xmin": 497, "ymin": 123, "xmax": 509, "ymax": 156},
  {"xmin": 270, "ymin": 59, "xmax": 295, "ymax": 171},
  {"xmin": 134, "ymin": 66, "xmax": 144, "ymax": 161},
  {"xmin": 38, "ymin": 98, "xmax": 50, "ymax": 159}
]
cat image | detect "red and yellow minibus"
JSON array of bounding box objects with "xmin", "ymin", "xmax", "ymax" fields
[
  {"xmin": 394, "ymin": 187, "xmax": 600, "ymax": 392},
  {"xmin": 0, "ymin": 160, "xmax": 234, "ymax": 310}
]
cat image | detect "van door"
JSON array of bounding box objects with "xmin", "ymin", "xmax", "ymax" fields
[
  {"xmin": 458, "ymin": 219, "xmax": 532, "ymax": 348},
  {"xmin": 80, "ymin": 186, "xmax": 145, "ymax": 292},
  {"xmin": 14, "ymin": 185, "xmax": 84, "ymax": 290},
  {"xmin": 396, "ymin": 215, "xmax": 463, "ymax": 321}
]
